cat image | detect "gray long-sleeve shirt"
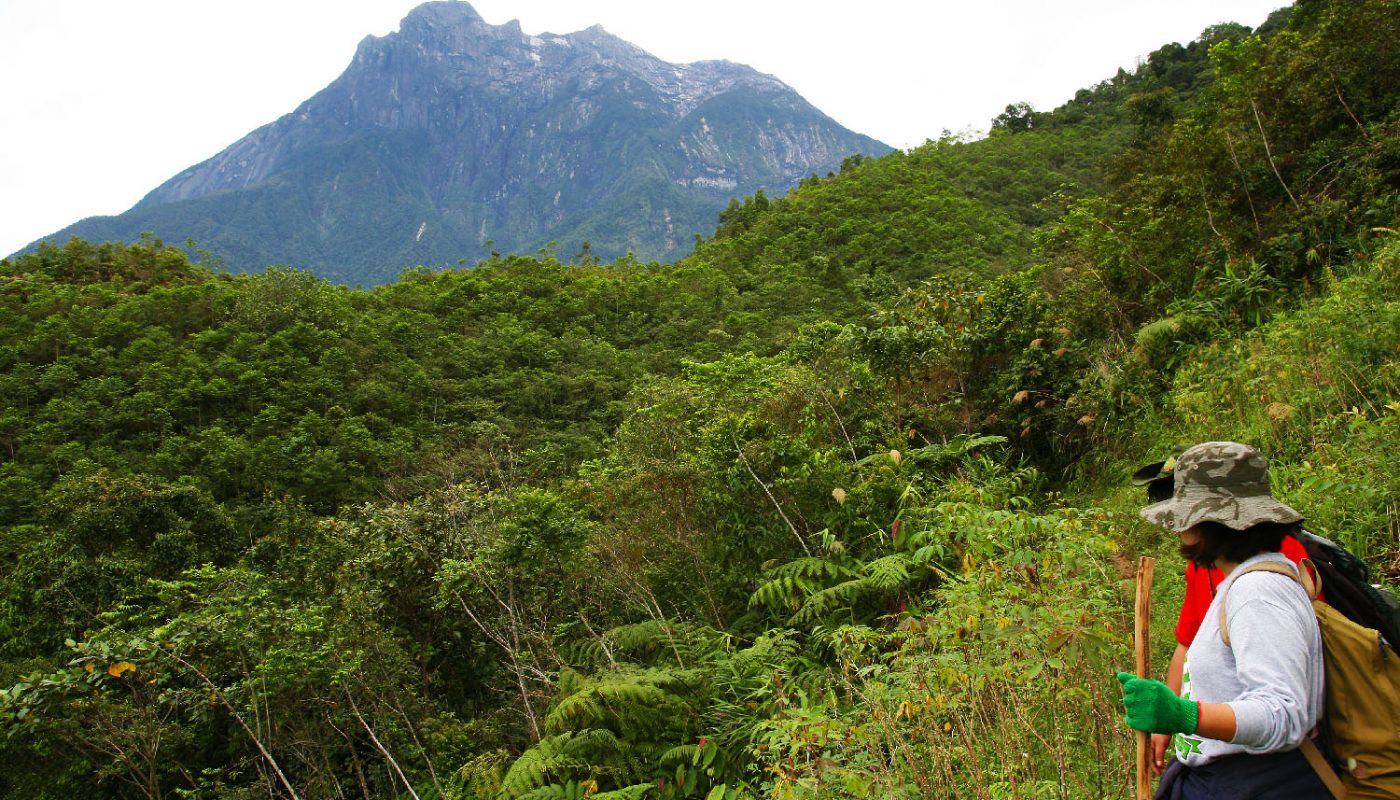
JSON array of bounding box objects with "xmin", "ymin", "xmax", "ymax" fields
[{"xmin": 1174, "ymin": 552, "xmax": 1325, "ymax": 766}]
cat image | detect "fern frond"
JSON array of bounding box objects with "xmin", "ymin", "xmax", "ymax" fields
[
  {"xmin": 906, "ymin": 434, "xmax": 1007, "ymax": 468},
  {"xmin": 501, "ymin": 728, "xmax": 642, "ymax": 799},
  {"xmin": 592, "ymin": 783, "xmax": 654, "ymax": 800},
  {"xmin": 561, "ymin": 636, "xmax": 611, "ymax": 667},
  {"xmin": 564, "ymin": 727, "xmax": 631, "ymax": 767},
  {"xmin": 789, "ymin": 578, "xmax": 867, "ymax": 625},
  {"xmin": 726, "ymin": 631, "xmax": 801, "ymax": 677},
  {"xmin": 738, "ymin": 631, "xmax": 800, "ymax": 662},
  {"xmin": 605, "ymin": 619, "xmax": 674, "ymax": 647},
  {"xmin": 781, "ymin": 555, "xmax": 925, "ymax": 625},
  {"xmin": 862, "ymin": 554, "xmax": 914, "ymax": 591},
  {"xmin": 572, "ymin": 727, "xmax": 656, "ymax": 788},
  {"xmin": 599, "ymin": 620, "xmax": 723, "ymax": 667},
  {"xmin": 658, "ymin": 744, "xmax": 699, "ymax": 766},
  {"xmin": 557, "ymin": 667, "xmax": 587, "ymax": 696},
  {"xmin": 765, "ymin": 557, "xmax": 857, "ymax": 581},
  {"xmin": 501, "ymin": 734, "xmax": 586, "ymax": 798},
  {"xmin": 748, "ymin": 574, "xmax": 811, "ymax": 611},
  {"xmin": 518, "ymin": 780, "xmax": 588, "ymax": 800},
  {"xmin": 546, "ymin": 682, "xmax": 670, "ymax": 735},
  {"xmin": 562, "ymin": 620, "xmax": 728, "ymax": 671},
  {"xmin": 545, "ymin": 667, "xmax": 700, "ymax": 740}
]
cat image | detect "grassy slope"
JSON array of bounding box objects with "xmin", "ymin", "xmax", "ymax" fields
[{"xmin": 766, "ymin": 242, "xmax": 1400, "ymax": 797}]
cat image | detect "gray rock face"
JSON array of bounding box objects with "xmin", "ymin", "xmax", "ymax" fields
[{"xmin": 32, "ymin": 1, "xmax": 891, "ymax": 283}]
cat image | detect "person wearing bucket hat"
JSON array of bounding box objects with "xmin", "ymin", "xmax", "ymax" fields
[
  {"xmin": 1139, "ymin": 441, "xmax": 1305, "ymax": 532},
  {"xmin": 1118, "ymin": 442, "xmax": 1329, "ymax": 798},
  {"xmin": 1131, "ymin": 448, "xmax": 1317, "ymax": 778}
]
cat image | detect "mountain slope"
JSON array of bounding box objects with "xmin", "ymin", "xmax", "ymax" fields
[{"xmin": 26, "ymin": 1, "xmax": 890, "ymax": 283}]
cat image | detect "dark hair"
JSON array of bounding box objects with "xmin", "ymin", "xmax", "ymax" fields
[
  {"xmin": 1147, "ymin": 477, "xmax": 1174, "ymax": 503},
  {"xmin": 1179, "ymin": 520, "xmax": 1300, "ymax": 569}
]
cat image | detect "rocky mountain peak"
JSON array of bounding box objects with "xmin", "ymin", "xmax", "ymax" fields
[
  {"xmin": 29, "ymin": 0, "xmax": 891, "ymax": 283},
  {"xmin": 352, "ymin": 1, "xmax": 496, "ymax": 69},
  {"xmin": 403, "ymin": 0, "xmax": 486, "ymax": 25}
]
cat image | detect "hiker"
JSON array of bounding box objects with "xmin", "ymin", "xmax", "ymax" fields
[
  {"xmin": 1118, "ymin": 441, "xmax": 1331, "ymax": 798},
  {"xmin": 1131, "ymin": 453, "xmax": 1317, "ymax": 776}
]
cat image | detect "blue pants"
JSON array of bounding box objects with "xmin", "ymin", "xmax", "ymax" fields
[{"xmin": 1156, "ymin": 749, "xmax": 1332, "ymax": 799}]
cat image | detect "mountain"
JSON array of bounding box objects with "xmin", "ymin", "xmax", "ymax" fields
[{"xmin": 24, "ymin": 1, "xmax": 891, "ymax": 284}]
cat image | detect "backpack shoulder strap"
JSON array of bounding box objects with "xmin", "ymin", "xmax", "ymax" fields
[
  {"xmin": 1301, "ymin": 738, "xmax": 1348, "ymax": 800},
  {"xmin": 1218, "ymin": 559, "xmax": 1317, "ymax": 646},
  {"xmin": 1215, "ymin": 561, "xmax": 1344, "ymax": 799}
]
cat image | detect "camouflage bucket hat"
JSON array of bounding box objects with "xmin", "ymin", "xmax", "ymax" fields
[{"xmin": 1139, "ymin": 441, "xmax": 1302, "ymax": 532}]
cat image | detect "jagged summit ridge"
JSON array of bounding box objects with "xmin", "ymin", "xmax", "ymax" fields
[
  {"xmin": 142, "ymin": 1, "xmax": 799, "ymax": 208},
  {"xmin": 35, "ymin": 0, "xmax": 891, "ymax": 283}
]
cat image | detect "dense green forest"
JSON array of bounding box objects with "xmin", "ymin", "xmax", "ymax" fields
[{"xmin": 3, "ymin": 0, "xmax": 1399, "ymax": 796}]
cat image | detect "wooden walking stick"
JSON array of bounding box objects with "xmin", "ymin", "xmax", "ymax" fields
[{"xmin": 1134, "ymin": 556, "xmax": 1157, "ymax": 800}]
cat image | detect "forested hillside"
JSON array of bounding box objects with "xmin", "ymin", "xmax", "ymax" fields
[{"xmin": 3, "ymin": 0, "xmax": 1398, "ymax": 797}]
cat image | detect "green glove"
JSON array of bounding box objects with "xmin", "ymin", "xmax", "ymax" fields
[{"xmin": 1115, "ymin": 672, "xmax": 1199, "ymax": 735}]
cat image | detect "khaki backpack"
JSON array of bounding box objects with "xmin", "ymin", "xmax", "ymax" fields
[{"xmin": 1221, "ymin": 560, "xmax": 1400, "ymax": 799}]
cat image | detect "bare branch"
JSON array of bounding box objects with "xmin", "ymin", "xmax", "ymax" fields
[
  {"xmin": 453, "ymin": 595, "xmax": 543, "ymax": 739},
  {"xmin": 821, "ymin": 392, "xmax": 859, "ymax": 464},
  {"xmin": 1223, "ymin": 132, "xmax": 1262, "ymax": 236},
  {"xmin": 345, "ymin": 690, "xmax": 421, "ymax": 800},
  {"xmin": 1250, "ymin": 97, "xmax": 1300, "ymax": 211},
  {"xmin": 1333, "ymin": 80, "xmax": 1368, "ymax": 138},
  {"xmin": 1199, "ymin": 176, "xmax": 1224, "ymax": 241},
  {"xmin": 160, "ymin": 649, "xmax": 303, "ymax": 800},
  {"xmin": 732, "ymin": 431, "xmax": 811, "ymax": 556}
]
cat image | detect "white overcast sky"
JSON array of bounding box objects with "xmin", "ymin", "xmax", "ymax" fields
[{"xmin": 0, "ymin": 0, "xmax": 1287, "ymax": 257}]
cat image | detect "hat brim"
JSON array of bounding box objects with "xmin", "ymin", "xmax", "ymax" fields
[
  {"xmin": 1140, "ymin": 485, "xmax": 1303, "ymax": 532},
  {"xmin": 1131, "ymin": 461, "xmax": 1167, "ymax": 486}
]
